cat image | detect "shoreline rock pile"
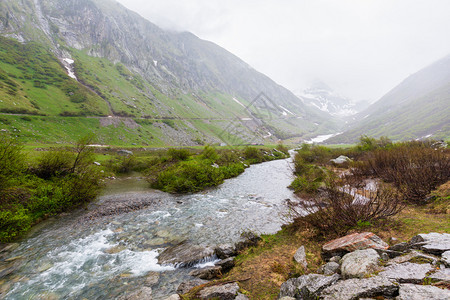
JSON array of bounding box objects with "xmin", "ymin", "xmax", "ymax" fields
[{"xmin": 279, "ymin": 232, "xmax": 450, "ymax": 300}]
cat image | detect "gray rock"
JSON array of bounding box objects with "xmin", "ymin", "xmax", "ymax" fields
[
  {"xmin": 117, "ymin": 149, "xmax": 133, "ymax": 156},
  {"xmin": 215, "ymin": 244, "xmax": 237, "ymax": 259},
  {"xmin": 409, "ymin": 233, "xmax": 450, "ymax": 255},
  {"xmin": 442, "ymin": 250, "xmax": 450, "ymax": 267},
  {"xmin": 294, "ymin": 246, "xmax": 308, "ymax": 269},
  {"xmin": 330, "ymin": 155, "xmax": 352, "ymax": 164},
  {"xmin": 177, "ymin": 279, "xmax": 209, "ymax": 294},
  {"xmin": 320, "ymin": 276, "xmax": 398, "ymax": 300},
  {"xmin": 428, "ymin": 268, "xmax": 450, "ymax": 281},
  {"xmin": 329, "ymin": 256, "xmax": 341, "ymax": 263},
  {"xmin": 189, "ymin": 266, "xmax": 222, "ymax": 280},
  {"xmin": 378, "ymin": 262, "xmax": 434, "ymax": 283},
  {"xmin": 199, "ymin": 283, "xmax": 239, "ymax": 300},
  {"xmin": 164, "ymin": 295, "xmax": 181, "ymax": 300},
  {"xmin": 396, "ymin": 283, "xmax": 450, "ymax": 300},
  {"xmin": 215, "ymin": 257, "xmax": 235, "ymax": 273},
  {"xmin": 322, "ymin": 262, "xmax": 340, "ymax": 275},
  {"xmin": 235, "ymin": 293, "xmax": 249, "ymax": 300},
  {"xmin": 389, "ymin": 242, "xmax": 409, "ymax": 252},
  {"xmin": 387, "ymin": 250, "xmax": 438, "ymax": 266},
  {"xmin": 279, "ymin": 297, "xmax": 295, "ymax": 300},
  {"xmin": 375, "ymin": 249, "xmax": 403, "ymax": 259},
  {"xmin": 341, "ymin": 249, "xmax": 380, "ymax": 279},
  {"xmin": 117, "ymin": 287, "xmax": 152, "ymax": 300},
  {"xmin": 279, "ymin": 273, "xmax": 340, "ymax": 298},
  {"xmin": 158, "ymin": 241, "xmax": 214, "ymax": 267}
]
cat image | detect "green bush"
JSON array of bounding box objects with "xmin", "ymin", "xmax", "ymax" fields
[
  {"xmin": 0, "ymin": 208, "xmax": 33, "ymax": 242},
  {"xmin": 0, "ymin": 134, "xmax": 25, "ymax": 190},
  {"xmin": 243, "ymin": 146, "xmax": 263, "ymax": 162},
  {"xmin": 33, "ymin": 150, "xmax": 73, "ymax": 179},
  {"xmin": 168, "ymin": 148, "xmax": 191, "ymax": 161},
  {"xmin": 201, "ymin": 145, "xmax": 219, "ymax": 161},
  {"xmin": 151, "ymin": 160, "xmax": 224, "ymax": 193}
]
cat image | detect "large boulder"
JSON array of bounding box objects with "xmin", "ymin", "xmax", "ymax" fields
[
  {"xmin": 322, "ymin": 232, "xmax": 388, "ymax": 259},
  {"xmin": 278, "ymin": 274, "xmax": 340, "ymax": 299},
  {"xmin": 378, "ymin": 262, "xmax": 434, "ymax": 284},
  {"xmin": 330, "ymin": 155, "xmax": 352, "ymax": 165},
  {"xmin": 320, "ymin": 277, "xmax": 398, "ymax": 300},
  {"xmin": 340, "ymin": 249, "xmax": 380, "ymax": 279},
  {"xmin": 158, "ymin": 241, "xmax": 214, "ymax": 267},
  {"xmin": 215, "ymin": 244, "xmax": 237, "ymax": 259},
  {"xmin": 396, "ymin": 284, "xmax": 450, "ymax": 300},
  {"xmin": 409, "ymin": 233, "xmax": 450, "ymax": 255},
  {"xmin": 198, "ymin": 283, "xmax": 239, "ymax": 300},
  {"xmin": 234, "ymin": 232, "xmax": 262, "ymax": 252}
]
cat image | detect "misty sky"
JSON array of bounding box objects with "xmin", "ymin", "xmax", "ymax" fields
[{"xmin": 115, "ymin": 0, "xmax": 450, "ymax": 102}]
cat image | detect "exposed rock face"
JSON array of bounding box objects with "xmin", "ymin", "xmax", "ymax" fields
[
  {"xmin": 278, "ymin": 274, "xmax": 340, "ymax": 298},
  {"xmin": 293, "ymin": 246, "xmax": 307, "ymax": 269},
  {"xmin": 410, "ymin": 233, "xmax": 450, "ymax": 255},
  {"xmin": 189, "ymin": 266, "xmax": 222, "ymax": 280},
  {"xmin": 322, "ymin": 232, "xmax": 388, "ymax": 258},
  {"xmin": 378, "ymin": 262, "xmax": 434, "ymax": 284},
  {"xmin": 396, "ymin": 284, "xmax": 450, "ymax": 300},
  {"xmin": 320, "ymin": 277, "xmax": 398, "ymax": 300},
  {"xmin": 198, "ymin": 283, "xmax": 239, "ymax": 300},
  {"xmin": 157, "ymin": 241, "xmax": 214, "ymax": 267},
  {"xmin": 340, "ymin": 249, "xmax": 380, "ymax": 279}
]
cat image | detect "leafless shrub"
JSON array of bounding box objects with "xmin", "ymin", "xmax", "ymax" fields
[
  {"xmin": 287, "ymin": 176, "xmax": 404, "ymax": 235},
  {"xmin": 360, "ymin": 146, "xmax": 450, "ymax": 204}
]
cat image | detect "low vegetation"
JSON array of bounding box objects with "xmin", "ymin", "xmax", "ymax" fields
[
  {"xmin": 147, "ymin": 144, "xmax": 289, "ymax": 193},
  {"xmin": 0, "ymin": 134, "xmax": 102, "ymax": 242}
]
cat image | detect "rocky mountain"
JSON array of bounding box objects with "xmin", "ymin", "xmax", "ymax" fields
[
  {"xmin": 328, "ymin": 54, "xmax": 450, "ymax": 143},
  {"xmin": 298, "ymin": 81, "xmax": 369, "ymax": 118},
  {"xmin": 0, "ymin": 0, "xmax": 337, "ymax": 146}
]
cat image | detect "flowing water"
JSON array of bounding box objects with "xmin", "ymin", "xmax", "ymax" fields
[{"xmin": 2, "ymin": 156, "xmax": 298, "ymax": 299}]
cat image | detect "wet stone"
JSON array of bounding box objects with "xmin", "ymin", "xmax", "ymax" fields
[
  {"xmin": 144, "ymin": 272, "xmax": 160, "ymax": 286},
  {"xmin": 215, "ymin": 257, "xmax": 235, "ymax": 273},
  {"xmin": 117, "ymin": 286, "xmax": 152, "ymax": 300},
  {"xmin": 158, "ymin": 241, "xmax": 214, "ymax": 267},
  {"xmin": 215, "ymin": 244, "xmax": 237, "ymax": 259}
]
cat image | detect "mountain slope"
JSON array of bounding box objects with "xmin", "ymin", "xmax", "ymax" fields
[
  {"xmin": 328, "ymin": 54, "xmax": 450, "ymax": 143},
  {"xmin": 0, "ymin": 0, "xmax": 337, "ymax": 145}
]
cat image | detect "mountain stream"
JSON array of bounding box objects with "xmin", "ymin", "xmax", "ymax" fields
[{"xmin": 2, "ymin": 156, "xmax": 298, "ymax": 299}]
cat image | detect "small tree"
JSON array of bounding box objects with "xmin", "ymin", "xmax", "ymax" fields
[{"xmin": 0, "ymin": 134, "xmax": 25, "ymax": 190}]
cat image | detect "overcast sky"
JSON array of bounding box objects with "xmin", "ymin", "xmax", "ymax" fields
[{"xmin": 116, "ymin": 0, "xmax": 450, "ymax": 102}]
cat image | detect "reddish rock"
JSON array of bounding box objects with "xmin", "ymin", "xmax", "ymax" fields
[{"xmin": 322, "ymin": 232, "xmax": 388, "ymax": 258}]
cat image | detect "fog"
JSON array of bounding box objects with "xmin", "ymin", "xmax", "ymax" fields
[{"xmin": 116, "ymin": 0, "xmax": 450, "ymax": 102}]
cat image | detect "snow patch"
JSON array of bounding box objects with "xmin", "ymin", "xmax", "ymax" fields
[
  {"xmin": 232, "ymin": 97, "xmax": 245, "ymax": 108},
  {"xmin": 63, "ymin": 58, "xmax": 77, "ymax": 80}
]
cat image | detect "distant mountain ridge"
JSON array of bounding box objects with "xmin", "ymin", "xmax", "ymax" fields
[
  {"xmin": 328, "ymin": 54, "xmax": 450, "ymax": 143},
  {"xmin": 297, "ymin": 80, "xmax": 369, "ymax": 118},
  {"xmin": 0, "ymin": 0, "xmax": 337, "ymax": 145}
]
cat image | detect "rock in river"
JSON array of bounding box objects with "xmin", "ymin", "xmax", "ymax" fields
[{"xmin": 157, "ymin": 241, "xmax": 214, "ymax": 267}]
